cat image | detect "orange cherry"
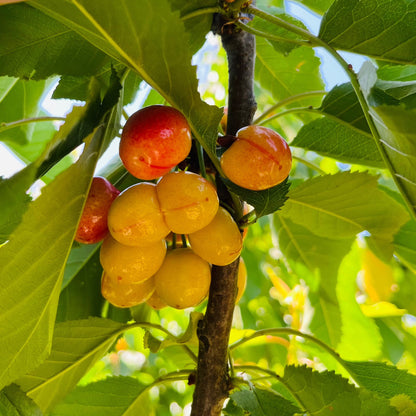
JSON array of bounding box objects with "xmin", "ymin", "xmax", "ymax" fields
[{"xmin": 119, "ymin": 105, "xmax": 192, "ymax": 180}]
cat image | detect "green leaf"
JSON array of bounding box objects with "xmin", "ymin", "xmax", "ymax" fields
[
  {"xmin": 0, "ymin": 129, "xmax": 104, "ymax": 390},
  {"xmin": 292, "ymin": 118, "xmax": 383, "ymax": 167},
  {"xmin": 390, "ymin": 394, "xmax": 416, "ymax": 415},
  {"xmin": 358, "ymin": 63, "xmax": 416, "ymax": 216},
  {"xmin": 30, "ymin": 0, "xmax": 222, "ymax": 165},
  {"xmin": 336, "ymin": 245, "xmax": 383, "ymax": 360},
  {"xmin": 49, "ymin": 376, "xmax": 152, "ymax": 416},
  {"xmin": 319, "ymin": 0, "xmax": 416, "ymax": 64},
  {"xmin": 53, "ymin": 64, "xmax": 142, "ymax": 104},
  {"xmin": 169, "ymin": 0, "xmax": 218, "ymax": 55},
  {"xmin": 0, "ymin": 165, "xmax": 35, "ymax": 244},
  {"xmin": 280, "ymin": 172, "xmax": 410, "ymax": 258},
  {"xmin": 250, "ymin": 7, "xmax": 306, "ymax": 55},
  {"xmin": 17, "ymin": 318, "xmax": 125, "ymax": 412},
  {"xmin": 0, "ymin": 3, "xmax": 110, "ymax": 80},
  {"xmin": 292, "ymin": 0, "xmax": 334, "ymax": 15},
  {"xmin": 255, "ymin": 39, "xmax": 324, "ymax": 108},
  {"xmin": 394, "ymin": 218, "xmax": 416, "ymax": 274},
  {"xmin": 56, "ymin": 250, "xmax": 103, "ymax": 322},
  {"xmin": 37, "ymin": 73, "xmax": 122, "ymax": 177},
  {"xmin": 143, "ymin": 311, "xmax": 202, "ymax": 353},
  {"xmin": 225, "ymin": 386, "xmax": 301, "ymax": 416},
  {"xmin": 282, "ymin": 365, "xmax": 398, "ymax": 415},
  {"xmin": 0, "ymin": 78, "xmax": 48, "ymax": 145},
  {"xmin": 291, "ymin": 83, "xmax": 384, "ymax": 167},
  {"xmin": 222, "ymin": 177, "xmax": 290, "ymax": 218},
  {"xmin": 0, "ymin": 384, "xmax": 43, "ymax": 416},
  {"xmin": 272, "ymin": 215, "xmax": 353, "ymax": 345},
  {"xmin": 342, "ymin": 361, "xmax": 416, "ymax": 402},
  {"xmin": 378, "ymin": 65, "xmax": 416, "ymax": 82}
]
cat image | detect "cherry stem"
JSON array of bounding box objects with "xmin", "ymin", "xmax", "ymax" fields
[
  {"xmin": 181, "ymin": 234, "xmax": 188, "ymax": 248},
  {"xmin": 172, "ymin": 233, "xmax": 177, "ymax": 249},
  {"xmin": 196, "ymin": 141, "xmax": 208, "ymax": 179}
]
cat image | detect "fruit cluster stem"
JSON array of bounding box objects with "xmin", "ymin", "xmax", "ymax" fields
[{"xmin": 190, "ymin": 14, "xmax": 257, "ymax": 416}]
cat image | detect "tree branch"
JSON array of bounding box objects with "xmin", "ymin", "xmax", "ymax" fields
[{"xmin": 190, "ymin": 14, "xmax": 257, "ymax": 416}]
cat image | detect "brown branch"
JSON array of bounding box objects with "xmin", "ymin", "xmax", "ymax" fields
[{"xmin": 190, "ymin": 14, "xmax": 256, "ymax": 416}]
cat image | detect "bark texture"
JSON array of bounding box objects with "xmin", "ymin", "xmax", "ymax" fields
[{"xmin": 190, "ymin": 16, "xmax": 256, "ymax": 416}]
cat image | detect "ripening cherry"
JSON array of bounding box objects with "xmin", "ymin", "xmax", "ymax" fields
[
  {"xmin": 188, "ymin": 206, "xmax": 243, "ymax": 266},
  {"xmin": 156, "ymin": 171, "xmax": 219, "ymax": 234},
  {"xmin": 154, "ymin": 248, "xmax": 211, "ymax": 309},
  {"xmin": 101, "ymin": 272, "xmax": 155, "ymax": 308},
  {"xmin": 75, "ymin": 176, "xmax": 120, "ymax": 244},
  {"xmin": 100, "ymin": 235, "xmax": 166, "ymax": 284},
  {"xmin": 107, "ymin": 182, "xmax": 170, "ymax": 247},
  {"xmin": 119, "ymin": 105, "xmax": 192, "ymax": 180},
  {"xmin": 220, "ymin": 125, "xmax": 292, "ymax": 190}
]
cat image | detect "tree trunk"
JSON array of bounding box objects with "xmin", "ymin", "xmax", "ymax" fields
[{"xmin": 190, "ymin": 15, "xmax": 256, "ymax": 416}]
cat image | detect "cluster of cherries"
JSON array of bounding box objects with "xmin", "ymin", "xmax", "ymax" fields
[{"xmin": 74, "ymin": 105, "xmax": 292, "ymax": 310}]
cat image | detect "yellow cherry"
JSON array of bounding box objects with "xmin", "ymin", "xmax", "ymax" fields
[
  {"xmin": 188, "ymin": 207, "xmax": 243, "ymax": 266},
  {"xmin": 108, "ymin": 182, "xmax": 170, "ymax": 246},
  {"xmin": 156, "ymin": 171, "xmax": 219, "ymax": 234},
  {"xmin": 154, "ymin": 248, "xmax": 211, "ymax": 309},
  {"xmin": 100, "ymin": 235, "xmax": 166, "ymax": 284},
  {"xmin": 101, "ymin": 272, "xmax": 155, "ymax": 308}
]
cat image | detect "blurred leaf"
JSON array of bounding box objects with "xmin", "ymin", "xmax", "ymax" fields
[
  {"xmin": 225, "ymin": 386, "xmax": 301, "ymax": 415},
  {"xmin": 0, "ymin": 78, "xmax": 48, "ymax": 145},
  {"xmin": 319, "ymin": 0, "xmax": 416, "ymax": 64},
  {"xmin": 0, "ymin": 128, "xmax": 104, "ymax": 390},
  {"xmin": 282, "ymin": 365, "xmax": 398, "ymax": 415},
  {"xmin": 49, "ymin": 376, "xmax": 152, "ymax": 416},
  {"xmin": 291, "ymin": 83, "xmax": 384, "ymax": 167},
  {"xmin": 390, "ymin": 394, "xmax": 416, "ymax": 415},
  {"xmin": 0, "ymin": 165, "xmax": 35, "ymax": 243},
  {"xmin": 5, "ymin": 116, "xmax": 57, "ymax": 164},
  {"xmin": 358, "ymin": 63, "xmax": 416, "ymax": 217},
  {"xmin": 255, "ymin": 40, "xmax": 324, "ymax": 109},
  {"xmin": 56, "ymin": 250, "xmax": 104, "ymax": 322},
  {"xmin": 31, "ymin": 0, "xmax": 223, "ymax": 165},
  {"xmin": 144, "ymin": 311, "xmax": 202, "ymax": 353},
  {"xmin": 343, "ymin": 361, "xmax": 416, "ymax": 402},
  {"xmin": 272, "ymin": 215, "xmax": 352, "ymax": 345},
  {"xmin": 17, "ymin": 318, "xmax": 125, "ymax": 412},
  {"xmin": 336, "ymin": 246, "xmax": 383, "ymax": 361},
  {"xmin": 0, "ymin": 3, "xmax": 110, "ymax": 79},
  {"xmin": 222, "ymin": 177, "xmax": 290, "ymax": 218},
  {"xmin": 0, "ymin": 384, "xmax": 42, "ymax": 416},
  {"xmin": 280, "ymin": 172, "xmax": 410, "ymax": 258}
]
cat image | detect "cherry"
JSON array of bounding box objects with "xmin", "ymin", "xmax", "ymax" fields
[
  {"xmin": 108, "ymin": 182, "xmax": 170, "ymax": 247},
  {"xmin": 156, "ymin": 171, "xmax": 219, "ymax": 234},
  {"xmin": 101, "ymin": 271, "xmax": 155, "ymax": 308},
  {"xmin": 100, "ymin": 235, "xmax": 166, "ymax": 284},
  {"xmin": 154, "ymin": 248, "xmax": 211, "ymax": 309},
  {"xmin": 188, "ymin": 206, "xmax": 243, "ymax": 266},
  {"xmin": 119, "ymin": 105, "xmax": 192, "ymax": 180},
  {"xmin": 220, "ymin": 125, "xmax": 292, "ymax": 190},
  {"xmin": 75, "ymin": 177, "xmax": 120, "ymax": 244}
]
